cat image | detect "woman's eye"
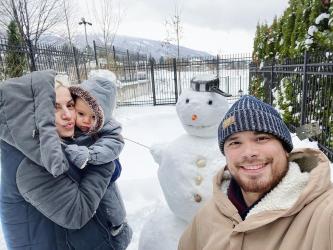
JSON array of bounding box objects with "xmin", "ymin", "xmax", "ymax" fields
[
  {"xmin": 208, "ymin": 100, "xmax": 213, "ymax": 105},
  {"xmin": 68, "ymin": 103, "xmax": 75, "ymax": 109},
  {"xmin": 185, "ymin": 99, "xmax": 189, "ymax": 103}
]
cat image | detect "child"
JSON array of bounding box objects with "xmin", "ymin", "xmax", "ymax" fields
[{"xmin": 65, "ymin": 75, "xmax": 131, "ymax": 249}]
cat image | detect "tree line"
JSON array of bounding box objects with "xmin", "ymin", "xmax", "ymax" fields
[{"xmin": 252, "ymin": 0, "xmax": 332, "ymax": 63}]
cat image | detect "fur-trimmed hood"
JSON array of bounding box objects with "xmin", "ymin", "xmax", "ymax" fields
[{"xmin": 69, "ymin": 76, "xmax": 117, "ymax": 134}]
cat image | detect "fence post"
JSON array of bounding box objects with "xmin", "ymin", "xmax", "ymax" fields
[
  {"xmin": 301, "ymin": 51, "xmax": 308, "ymax": 125},
  {"xmin": 72, "ymin": 46, "xmax": 81, "ymax": 83},
  {"xmin": 173, "ymin": 58, "xmax": 178, "ymax": 103},
  {"xmin": 113, "ymin": 46, "xmax": 116, "ymax": 61},
  {"xmin": 93, "ymin": 40, "xmax": 98, "ymax": 68},
  {"xmin": 127, "ymin": 49, "xmax": 132, "ymax": 81},
  {"xmin": 269, "ymin": 59, "xmax": 274, "ymax": 105},
  {"xmin": 216, "ymin": 54, "xmax": 220, "ymax": 78},
  {"xmin": 150, "ymin": 57, "xmax": 156, "ymax": 105}
]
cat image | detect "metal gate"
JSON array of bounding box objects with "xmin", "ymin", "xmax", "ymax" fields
[{"xmin": 111, "ymin": 54, "xmax": 252, "ymax": 106}]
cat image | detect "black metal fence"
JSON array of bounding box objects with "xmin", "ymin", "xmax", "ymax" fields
[
  {"xmin": 0, "ymin": 38, "xmax": 146, "ymax": 84},
  {"xmin": 0, "ymin": 37, "xmax": 251, "ymax": 105},
  {"xmin": 249, "ymin": 52, "xmax": 333, "ymax": 161},
  {"xmin": 107, "ymin": 54, "xmax": 252, "ymax": 106}
]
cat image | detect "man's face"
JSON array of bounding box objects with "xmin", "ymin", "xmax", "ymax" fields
[
  {"xmin": 75, "ymin": 98, "xmax": 96, "ymax": 132},
  {"xmin": 55, "ymin": 86, "xmax": 76, "ymax": 138},
  {"xmin": 224, "ymin": 131, "xmax": 288, "ymax": 195}
]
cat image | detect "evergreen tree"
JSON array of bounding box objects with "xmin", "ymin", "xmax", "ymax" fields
[
  {"xmin": 252, "ymin": 23, "xmax": 262, "ymax": 64},
  {"xmin": 5, "ymin": 20, "xmax": 26, "ymax": 78},
  {"xmin": 266, "ymin": 16, "xmax": 279, "ymax": 60},
  {"xmin": 290, "ymin": 0, "xmax": 307, "ymax": 56},
  {"xmin": 281, "ymin": 6, "xmax": 296, "ymax": 57},
  {"xmin": 313, "ymin": 4, "xmax": 332, "ymax": 51},
  {"xmin": 274, "ymin": 17, "xmax": 284, "ymax": 60}
]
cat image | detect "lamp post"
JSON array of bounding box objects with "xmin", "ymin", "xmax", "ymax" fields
[{"xmin": 79, "ymin": 17, "xmax": 92, "ymax": 49}]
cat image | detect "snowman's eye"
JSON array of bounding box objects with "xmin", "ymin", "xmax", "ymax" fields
[
  {"xmin": 185, "ymin": 99, "xmax": 190, "ymax": 103},
  {"xmin": 208, "ymin": 100, "xmax": 213, "ymax": 105}
]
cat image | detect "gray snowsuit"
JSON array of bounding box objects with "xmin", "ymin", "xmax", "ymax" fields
[
  {"xmin": 0, "ymin": 70, "xmax": 127, "ymax": 249},
  {"xmin": 67, "ymin": 77, "xmax": 131, "ymax": 242}
]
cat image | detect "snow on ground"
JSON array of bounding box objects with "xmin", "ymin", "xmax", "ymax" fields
[
  {"xmin": 114, "ymin": 106, "xmax": 185, "ymax": 250},
  {"xmin": 0, "ymin": 105, "xmax": 332, "ymax": 250}
]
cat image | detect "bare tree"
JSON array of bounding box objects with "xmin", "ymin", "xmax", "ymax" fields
[
  {"xmin": 165, "ymin": 0, "xmax": 183, "ymax": 92},
  {"xmin": 88, "ymin": 0, "xmax": 122, "ymax": 66},
  {"xmin": 165, "ymin": 1, "xmax": 183, "ymax": 61},
  {"xmin": 61, "ymin": 0, "xmax": 79, "ymax": 47},
  {"xmin": 0, "ymin": 0, "xmax": 64, "ymax": 71}
]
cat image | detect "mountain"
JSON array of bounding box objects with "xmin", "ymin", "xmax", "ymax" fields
[{"xmin": 39, "ymin": 33, "xmax": 213, "ymax": 59}]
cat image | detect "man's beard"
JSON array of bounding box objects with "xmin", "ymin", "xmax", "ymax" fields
[{"xmin": 232, "ymin": 160, "xmax": 289, "ymax": 194}]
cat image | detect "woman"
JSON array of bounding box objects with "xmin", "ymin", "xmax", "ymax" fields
[{"xmin": 0, "ymin": 70, "xmax": 129, "ymax": 249}]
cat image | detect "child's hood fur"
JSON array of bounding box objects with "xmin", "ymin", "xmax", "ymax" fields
[{"xmin": 69, "ymin": 76, "xmax": 117, "ymax": 134}]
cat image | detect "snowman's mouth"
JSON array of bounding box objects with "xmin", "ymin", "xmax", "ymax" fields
[{"xmin": 185, "ymin": 123, "xmax": 216, "ymax": 129}]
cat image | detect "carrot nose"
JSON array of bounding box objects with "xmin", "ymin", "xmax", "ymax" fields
[{"xmin": 192, "ymin": 114, "xmax": 198, "ymax": 121}]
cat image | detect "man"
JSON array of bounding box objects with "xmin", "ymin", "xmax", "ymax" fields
[{"xmin": 178, "ymin": 95, "xmax": 333, "ymax": 250}]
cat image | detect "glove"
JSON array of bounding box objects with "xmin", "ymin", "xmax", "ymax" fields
[{"xmin": 65, "ymin": 144, "xmax": 90, "ymax": 169}]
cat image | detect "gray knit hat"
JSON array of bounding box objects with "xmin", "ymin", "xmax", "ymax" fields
[{"xmin": 218, "ymin": 95, "xmax": 293, "ymax": 154}]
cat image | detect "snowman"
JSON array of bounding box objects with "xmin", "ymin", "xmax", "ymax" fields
[{"xmin": 139, "ymin": 74, "xmax": 230, "ymax": 250}]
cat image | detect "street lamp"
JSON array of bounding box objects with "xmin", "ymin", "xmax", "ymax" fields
[{"xmin": 79, "ymin": 17, "xmax": 92, "ymax": 49}]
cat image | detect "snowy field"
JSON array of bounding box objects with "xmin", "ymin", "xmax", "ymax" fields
[{"xmin": 0, "ymin": 105, "xmax": 332, "ymax": 250}]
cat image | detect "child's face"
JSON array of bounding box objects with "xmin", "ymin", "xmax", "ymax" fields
[{"xmin": 75, "ymin": 98, "xmax": 96, "ymax": 132}]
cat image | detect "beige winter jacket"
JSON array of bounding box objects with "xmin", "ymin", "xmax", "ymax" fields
[{"xmin": 178, "ymin": 148, "xmax": 333, "ymax": 250}]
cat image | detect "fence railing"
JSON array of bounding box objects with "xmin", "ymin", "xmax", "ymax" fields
[
  {"xmin": 249, "ymin": 51, "xmax": 333, "ymax": 161},
  {"xmin": 105, "ymin": 54, "xmax": 251, "ymax": 106},
  {"xmin": 0, "ymin": 37, "xmax": 251, "ymax": 105}
]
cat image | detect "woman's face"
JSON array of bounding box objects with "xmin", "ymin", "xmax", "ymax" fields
[{"xmin": 55, "ymin": 86, "xmax": 76, "ymax": 138}]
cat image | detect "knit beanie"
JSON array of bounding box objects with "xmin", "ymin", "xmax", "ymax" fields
[{"xmin": 218, "ymin": 95, "xmax": 293, "ymax": 154}]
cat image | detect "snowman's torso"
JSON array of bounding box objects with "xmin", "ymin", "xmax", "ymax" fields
[{"xmin": 157, "ymin": 134, "xmax": 226, "ymax": 222}]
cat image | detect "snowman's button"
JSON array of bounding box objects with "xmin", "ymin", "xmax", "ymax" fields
[
  {"xmin": 194, "ymin": 193, "xmax": 202, "ymax": 203},
  {"xmin": 196, "ymin": 158, "xmax": 206, "ymax": 168},
  {"xmin": 195, "ymin": 175, "xmax": 203, "ymax": 185}
]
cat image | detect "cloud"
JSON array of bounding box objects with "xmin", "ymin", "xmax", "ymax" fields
[
  {"xmin": 84, "ymin": 0, "xmax": 289, "ymax": 53},
  {"xmin": 123, "ymin": 0, "xmax": 288, "ymax": 32}
]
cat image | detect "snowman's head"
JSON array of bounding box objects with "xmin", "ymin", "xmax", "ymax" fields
[{"xmin": 176, "ymin": 88, "xmax": 229, "ymax": 138}]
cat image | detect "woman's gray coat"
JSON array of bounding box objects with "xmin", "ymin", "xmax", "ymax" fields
[{"xmin": 0, "ymin": 70, "xmax": 118, "ymax": 249}]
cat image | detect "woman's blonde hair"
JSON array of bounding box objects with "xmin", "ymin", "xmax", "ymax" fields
[{"xmin": 55, "ymin": 74, "xmax": 71, "ymax": 89}]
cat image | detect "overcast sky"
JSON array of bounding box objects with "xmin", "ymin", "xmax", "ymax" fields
[{"xmin": 81, "ymin": 0, "xmax": 289, "ymax": 55}]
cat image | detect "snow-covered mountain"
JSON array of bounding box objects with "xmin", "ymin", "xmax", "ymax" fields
[{"xmin": 39, "ymin": 34, "xmax": 212, "ymax": 59}]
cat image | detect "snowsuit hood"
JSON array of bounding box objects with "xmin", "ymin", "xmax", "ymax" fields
[
  {"xmin": 0, "ymin": 70, "xmax": 69, "ymax": 177},
  {"xmin": 69, "ymin": 76, "xmax": 117, "ymax": 134}
]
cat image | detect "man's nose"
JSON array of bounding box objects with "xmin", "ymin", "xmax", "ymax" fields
[{"xmin": 241, "ymin": 142, "xmax": 259, "ymax": 159}]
